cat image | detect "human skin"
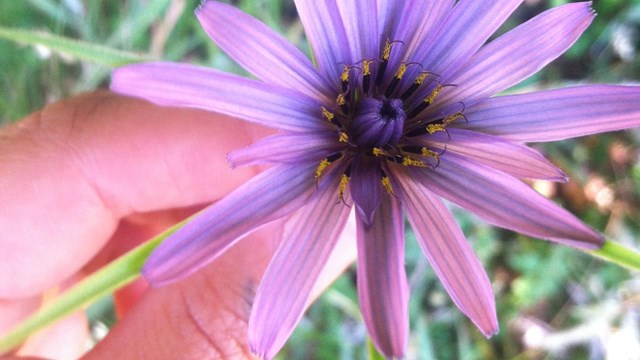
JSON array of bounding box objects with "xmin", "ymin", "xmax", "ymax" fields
[{"xmin": 0, "ymin": 92, "xmax": 355, "ymax": 359}]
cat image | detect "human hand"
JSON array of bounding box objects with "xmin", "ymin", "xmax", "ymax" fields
[{"xmin": 0, "ymin": 92, "xmax": 356, "ymax": 359}]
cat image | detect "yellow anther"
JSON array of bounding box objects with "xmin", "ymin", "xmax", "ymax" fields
[
  {"xmin": 415, "ymin": 72, "xmax": 429, "ymax": 85},
  {"xmin": 315, "ymin": 159, "xmax": 331, "ymax": 179},
  {"xmin": 425, "ymin": 83, "xmax": 444, "ymax": 105},
  {"xmin": 426, "ymin": 124, "xmax": 446, "ymax": 134},
  {"xmin": 339, "ymin": 132, "xmax": 349, "ymax": 143},
  {"xmin": 443, "ymin": 111, "xmax": 465, "ymax": 125},
  {"xmin": 339, "ymin": 174, "xmax": 350, "ymax": 199},
  {"xmin": 336, "ymin": 93, "xmax": 346, "ymax": 106},
  {"xmin": 372, "ymin": 147, "xmax": 385, "ymax": 157},
  {"xmin": 315, "ymin": 158, "xmax": 331, "ymax": 179},
  {"xmin": 421, "ymin": 147, "xmax": 440, "ymax": 160},
  {"xmin": 402, "ymin": 156, "xmax": 427, "ymax": 167},
  {"xmin": 362, "ymin": 60, "xmax": 373, "ymax": 76},
  {"xmin": 381, "ymin": 176, "xmax": 394, "ymax": 195},
  {"xmin": 382, "ymin": 39, "xmax": 392, "ymax": 61},
  {"xmin": 340, "ymin": 64, "xmax": 350, "ymax": 82},
  {"xmin": 322, "ymin": 106, "xmax": 335, "ymax": 122},
  {"xmin": 394, "ymin": 63, "xmax": 408, "ymax": 79}
]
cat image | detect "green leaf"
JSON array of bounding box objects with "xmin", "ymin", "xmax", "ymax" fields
[{"xmin": 0, "ymin": 26, "xmax": 152, "ymax": 67}]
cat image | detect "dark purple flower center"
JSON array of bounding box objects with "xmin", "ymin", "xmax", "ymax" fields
[
  {"xmin": 351, "ymin": 98, "xmax": 406, "ymax": 147},
  {"xmin": 314, "ymin": 39, "xmax": 468, "ymax": 220}
]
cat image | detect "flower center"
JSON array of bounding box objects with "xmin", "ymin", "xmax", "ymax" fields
[
  {"xmin": 351, "ymin": 98, "xmax": 405, "ymax": 147},
  {"xmin": 314, "ymin": 39, "xmax": 468, "ymax": 205}
]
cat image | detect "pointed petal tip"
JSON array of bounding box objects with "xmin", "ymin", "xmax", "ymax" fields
[
  {"xmin": 225, "ymin": 152, "xmax": 239, "ymax": 169},
  {"xmin": 473, "ymin": 309, "xmax": 499, "ymax": 339},
  {"xmin": 140, "ymin": 264, "xmax": 163, "ymax": 288},
  {"xmin": 355, "ymin": 204, "xmax": 376, "ymax": 226},
  {"xmin": 482, "ymin": 325, "xmax": 500, "ymax": 339},
  {"xmin": 249, "ymin": 348, "xmax": 268, "ymax": 360},
  {"xmin": 548, "ymin": 169, "xmax": 569, "ymax": 183}
]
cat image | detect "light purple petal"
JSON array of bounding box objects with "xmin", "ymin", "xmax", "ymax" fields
[
  {"xmin": 395, "ymin": 169, "xmax": 497, "ymax": 337},
  {"xmin": 351, "ymin": 156, "xmax": 383, "ymax": 225},
  {"xmin": 379, "ymin": 0, "xmax": 454, "ymax": 83},
  {"xmin": 416, "ymin": 0, "xmax": 523, "ymax": 78},
  {"xmin": 227, "ymin": 131, "xmax": 343, "ymax": 167},
  {"xmin": 111, "ymin": 62, "xmax": 328, "ymax": 132},
  {"xmin": 356, "ymin": 195, "xmax": 409, "ymax": 358},
  {"xmin": 435, "ymin": 2, "xmax": 594, "ymax": 109},
  {"xmin": 337, "ymin": 0, "xmax": 379, "ymax": 61},
  {"xmin": 142, "ymin": 164, "xmax": 317, "ymax": 286},
  {"xmin": 464, "ymin": 85, "xmax": 640, "ymax": 142},
  {"xmin": 294, "ymin": 0, "xmax": 351, "ymax": 83},
  {"xmin": 416, "ymin": 153, "xmax": 604, "ymax": 248},
  {"xmin": 249, "ymin": 176, "xmax": 352, "ymax": 360},
  {"xmin": 420, "ymin": 128, "xmax": 567, "ymax": 181},
  {"xmin": 412, "ymin": 154, "xmax": 603, "ymax": 249},
  {"xmin": 196, "ymin": 1, "xmax": 333, "ymax": 101},
  {"xmin": 384, "ymin": 0, "xmax": 454, "ymax": 57}
]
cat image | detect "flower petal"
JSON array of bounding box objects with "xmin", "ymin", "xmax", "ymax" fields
[
  {"xmin": 382, "ymin": 0, "xmax": 454, "ymax": 55},
  {"xmin": 416, "ymin": 153, "xmax": 603, "ymax": 248},
  {"xmin": 142, "ymin": 164, "xmax": 317, "ymax": 286},
  {"xmin": 249, "ymin": 175, "xmax": 351, "ymax": 360},
  {"xmin": 379, "ymin": 0, "xmax": 455, "ymax": 83},
  {"xmin": 337, "ymin": 0, "xmax": 379, "ymax": 61},
  {"xmin": 416, "ymin": 0, "xmax": 523, "ymax": 78},
  {"xmin": 112, "ymin": 62, "xmax": 328, "ymax": 132},
  {"xmin": 196, "ymin": 1, "xmax": 333, "ymax": 101},
  {"xmin": 228, "ymin": 131, "xmax": 342, "ymax": 167},
  {"xmin": 464, "ymin": 85, "xmax": 640, "ymax": 142},
  {"xmin": 356, "ymin": 195, "xmax": 409, "ymax": 358},
  {"xmin": 395, "ymin": 169, "xmax": 497, "ymax": 337},
  {"xmin": 350, "ymin": 156, "xmax": 383, "ymax": 225},
  {"xmin": 436, "ymin": 2, "xmax": 594, "ymax": 108},
  {"xmin": 294, "ymin": 0, "xmax": 351, "ymax": 82},
  {"xmin": 422, "ymin": 128, "xmax": 567, "ymax": 181}
]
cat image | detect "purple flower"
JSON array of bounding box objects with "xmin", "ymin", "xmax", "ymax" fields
[{"xmin": 111, "ymin": 0, "xmax": 640, "ymax": 358}]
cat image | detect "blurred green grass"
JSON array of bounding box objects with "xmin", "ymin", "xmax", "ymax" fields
[{"xmin": 1, "ymin": 0, "xmax": 639, "ymax": 359}]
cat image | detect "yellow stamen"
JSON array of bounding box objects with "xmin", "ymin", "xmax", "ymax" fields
[
  {"xmin": 336, "ymin": 93, "xmax": 346, "ymax": 106},
  {"xmin": 315, "ymin": 158, "xmax": 331, "ymax": 179},
  {"xmin": 415, "ymin": 72, "xmax": 430, "ymax": 85},
  {"xmin": 382, "ymin": 176, "xmax": 394, "ymax": 194},
  {"xmin": 421, "ymin": 147, "xmax": 440, "ymax": 160},
  {"xmin": 340, "ymin": 64, "xmax": 350, "ymax": 83},
  {"xmin": 425, "ymin": 83, "xmax": 444, "ymax": 105},
  {"xmin": 339, "ymin": 132, "xmax": 349, "ymax": 143},
  {"xmin": 322, "ymin": 106, "xmax": 335, "ymax": 122},
  {"xmin": 443, "ymin": 111, "xmax": 465, "ymax": 125},
  {"xmin": 372, "ymin": 147, "xmax": 385, "ymax": 157},
  {"xmin": 339, "ymin": 174, "xmax": 350, "ymax": 199},
  {"xmin": 402, "ymin": 156, "xmax": 427, "ymax": 167},
  {"xmin": 426, "ymin": 124, "xmax": 446, "ymax": 134},
  {"xmin": 362, "ymin": 60, "xmax": 373, "ymax": 76},
  {"xmin": 394, "ymin": 63, "xmax": 408, "ymax": 79},
  {"xmin": 382, "ymin": 39, "xmax": 392, "ymax": 61}
]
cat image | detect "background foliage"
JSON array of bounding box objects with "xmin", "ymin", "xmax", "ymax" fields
[{"xmin": 1, "ymin": 0, "xmax": 639, "ymax": 359}]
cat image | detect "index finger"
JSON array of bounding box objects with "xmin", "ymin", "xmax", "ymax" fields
[{"xmin": 0, "ymin": 91, "xmax": 270, "ymax": 298}]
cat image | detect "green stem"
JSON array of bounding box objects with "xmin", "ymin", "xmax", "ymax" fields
[
  {"xmin": 587, "ymin": 239, "xmax": 640, "ymax": 272},
  {"xmin": 0, "ymin": 220, "xmax": 184, "ymax": 353}
]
